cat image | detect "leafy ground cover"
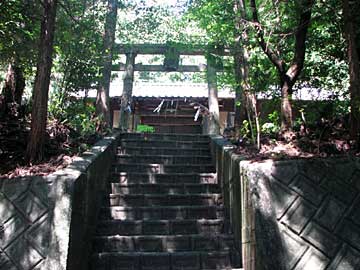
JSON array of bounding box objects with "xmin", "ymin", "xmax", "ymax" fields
[{"xmin": 0, "ymin": 115, "xmax": 103, "ymax": 178}]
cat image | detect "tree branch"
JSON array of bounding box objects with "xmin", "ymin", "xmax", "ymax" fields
[
  {"xmin": 249, "ymin": 0, "xmax": 285, "ymax": 73},
  {"xmin": 287, "ymin": 0, "xmax": 314, "ymax": 83},
  {"xmin": 58, "ymin": 0, "xmax": 81, "ymax": 23}
]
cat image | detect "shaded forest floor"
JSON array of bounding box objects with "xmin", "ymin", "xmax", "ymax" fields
[
  {"xmin": 1, "ymin": 116, "xmax": 359, "ymax": 179},
  {"xmin": 227, "ymin": 119, "xmax": 360, "ymax": 160},
  {"xmin": 0, "ymin": 116, "xmax": 102, "ymax": 178}
]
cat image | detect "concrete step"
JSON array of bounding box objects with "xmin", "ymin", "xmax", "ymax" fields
[
  {"xmin": 119, "ymin": 133, "xmax": 210, "ymax": 142},
  {"xmin": 118, "ymin": 146, "xmax": 211, "ymax": 156},
  {"xmin": 96, "ymin": 219, "xmax": 230, "ymax": 236},
  {"xmin": 93, "ymin": 234, "xmax": 237, "ymax": 253},
  {"xmin": 105, "ymin": 194, "xmax": 222, "ymax": 207},
  {"xmin": 109, "ymin": 183, "xmax": 221, "ymax": 194},
  {"xmin": 119, "ymin": 139, "xmax": 210, "ymax": 149},
  {"xmin": 91, "ymin": 251, "xmax": 241, "ymax": 270},
  {"xmin": 116, "ymin": 154, "xmax": 213, "ymax": 165},
  {"xmin": 99, "ymin": 206, "xmax": 225, "ymax": 220},
  {"xmin": 109, "ymin": 173, "xmax": 217, "ymax": 185},
  {"xmin": 113, "ymin": 164, "xmax": 215, "ymax": 174}
]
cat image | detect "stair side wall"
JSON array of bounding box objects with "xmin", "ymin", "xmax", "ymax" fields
[
  {"xmin": 0, "ymin": 132, "xmax": 120, "ymax": 270},
  {"xmin": 210, "ymin": 135, "xmax": 360, "ymax": 270}
]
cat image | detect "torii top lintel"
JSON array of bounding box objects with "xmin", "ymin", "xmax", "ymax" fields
[{"xmin": 113, "ymin": 43, "xmax": 232, "ymax": 56}]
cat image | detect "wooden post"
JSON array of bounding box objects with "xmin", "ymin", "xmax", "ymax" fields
[
  {"xmin": 206, "ymin": 55, "xmax": 220, "ymax": 135},
  {"xmin": 119, "ymin": 52, "xmax": 136, "ymax": 130}
]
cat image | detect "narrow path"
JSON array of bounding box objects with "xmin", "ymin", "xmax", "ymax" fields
[{"xmin": 91, "ymin": 133, "xmax": 242, "ymax": 269}]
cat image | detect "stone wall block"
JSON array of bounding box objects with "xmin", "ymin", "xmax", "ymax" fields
[
  {"xmin": 327, "ymin": 244, "xmax": 360, "ymax": 270},
  {"xmin": 6, "ymin": 235, "xmax": 44, "ymax": 270},
  {"xmin": 297, "ymin": 159, "xmax": 327, "ymax": 184},
  {"xmin": 271, "ymin": 161, "xmax": 298, "ymax": 185},
  {"xmin": 289, "ymin": 174, "xmax": 326, "ymax": 206},
  {"xmin": 320, "ymin": 177, "xmax": 357, "ymax": 205},
  {"xmin": 281, "ymin": 197, "xmax": 316, "ymax": 234},
  {"xmin": 293, "ymin": 247, "xmax": 330, "ymax": 270},
  {"xmin": 315, "ymin": 196, "xmax": 347, "ymax": 231},
  {"xmin": 301, "ymin": 221, "xmax": 340, "ymax": 257},
  {"xmin": 268, "ymin": 179, "xmax": 297, "ymax": 220}
]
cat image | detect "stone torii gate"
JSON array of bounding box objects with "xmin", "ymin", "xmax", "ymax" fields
[{"xmin": 112, "ymin": 43, "xmax": 231, "ymax": 135}]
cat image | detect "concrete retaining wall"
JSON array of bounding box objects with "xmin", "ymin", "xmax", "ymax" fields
[
  {"xmin": 0, "ymin": 132, "xmax": 119, "ymax": 270},
  {"xmin": 210, "ymin": 136, "xmax": 360, "ymax": 270}
]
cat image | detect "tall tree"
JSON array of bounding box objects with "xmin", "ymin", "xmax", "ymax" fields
[
  {"xmin": 96, "ymin": 0, "xmax": 118, "ymax": 128},
  {"xmin": 250, "ymin": 0, "xmax": 314, "ymax": 131},
  {"xmin": 233, "ymin": 0, "xmax": 249, "ymax": 128},
  {"xmin": 343, "ymin": 0, "xmax": 360, "ymax": 142},
  {"xmin": 234, "ymin": 0, "xmax": 261, "ymax": 147},
  {"xmin": 26, "ymin": 0, "xmax": 58, "ymax": 162}
]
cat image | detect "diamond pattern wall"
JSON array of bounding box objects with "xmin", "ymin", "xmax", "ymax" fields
[
  {"xmin": 242, "ymin": 157, "xmax": 360, "ymax": 270},
  {"xmin": 0, "ymin": 178, "xmax": 51, "ymax": 270}
]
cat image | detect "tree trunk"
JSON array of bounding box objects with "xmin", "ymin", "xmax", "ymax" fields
[
  {"xmin": 26, "ymin": 0, "xmax": 58, "ymax": 162},
  {"xmin": 0, "ymin": 63, "xmax": 25, "ymax": 118},
  {"xmin": 280, "ymin": 79, "xmax": 293, "ymax": 130},
  {"xmin": 233, "ymin": 49, "xmax": 247, "ymax": 129},
  {"xmin": 96, "ymin": 0, "xmax": 118, "ymax": 128},
  {"xmin": 343, "ymin": 0, "xmax": 360, "ymax": 141},
  {"xmin": 233, "ymin": 0, "xmax": 252, "ymax": 135}
]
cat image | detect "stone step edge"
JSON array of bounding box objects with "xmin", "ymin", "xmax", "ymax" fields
[
  {"xmin": 117, "ymin": 146, "xmax": 210, "ymax": 151},
  {"xmin": 119, "ymin": 139, "xmax": 210, "ymax": 144},
  {"xmin": 97, "ymin": 219, "xmax": 227, "ymax": 225},
  {"xmin": 107, "ymin": 193, "xmax": 222, "ymax": 197},
  {"xmin": 94, "ymin": 233, "xmax": 235, "ymax": 238},
  {"xmin": 119, "ymin": 144, "xmax": 210, "ymax": 149},
  {"xmin": 116, "ymin": 154, "xmax": 212, "ymax": 159},
  {"xmin": 111, "ymin": 172, "xmax": 216, "ymax": 176},
  {"xmin": 92, "ymin": 250, "xmax": 242, "ymax": 268},
  {"xmin": 119, "ymin": 132, "xmax": 210, "ymax": 137},
  {"xmin": 93, "ymin": 251, "xmax": 239, "ymax": 256},
  {"xmin": 102, "ymin": 206, "xmax": 224, "ymax": 211},
  {"xmin": 112, "ymin": 163, "xmax": 215, "ymax": 168},
  {"xmin": 109, "ymin": 183, "xmax": 219, "ymax": 187}
]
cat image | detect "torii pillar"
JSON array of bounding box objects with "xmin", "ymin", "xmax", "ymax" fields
[
  {"xmin": 119, "ymin": 51, "xmax": 136, "ymax": 131},
  {"xmin": 206, "ymin": 55, "xmax": 220, "ymax": 135}
]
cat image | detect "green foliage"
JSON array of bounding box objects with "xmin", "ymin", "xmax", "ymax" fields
[
  {"xmin": 187, "ymin": 0, "xmax": 234, "ymax": 44},
  {"xmin": 49, "ymin": 88, "xmax": 100, "ymax": 138},
  {"xmin": 136, "ymin": 124, "xmax": 155, "ymax": 133},
  {"xmin": 0, "ymin": 0, "xmax": 40, "ymax": 76},
  {"xmin": 261, "ymin": 111, "xmax": 280, "ymax": 135},
  {"xmin": 240, "ymin": 120, "xmax": 250, "ymax": 138},
  {"xmin": 117, "ymin": 2, "xmax": 206, "ymax": 44},
  {"xmin": 300, "ymin": 0, "xmax": 348, "ymax": 94},
  {"xmin": 54, "ymin": 1, "xmax": 106, "ymax": 93}
]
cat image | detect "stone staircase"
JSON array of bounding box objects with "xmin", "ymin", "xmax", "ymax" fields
[{"xmin": 91, "ymin": 133, "xmax": 241, "ymax": 270}]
